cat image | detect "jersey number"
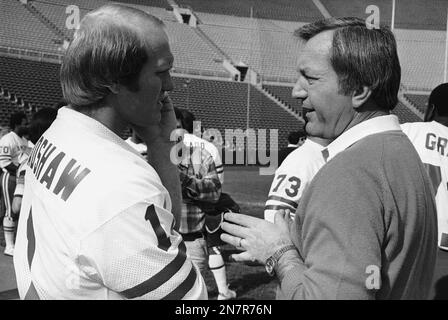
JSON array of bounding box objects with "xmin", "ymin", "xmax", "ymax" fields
[
  {"xmin": 423, "ymin": 163, "xmax": 444, "ymax": 194},
  {"xmin": 272, "ymin": 174, "xmax": 301, "ymax": 197}
]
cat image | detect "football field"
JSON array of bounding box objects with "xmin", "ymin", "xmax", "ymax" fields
[{"xmin": 0, "ymin": 166, "xmax": 446, "ymax": 300}]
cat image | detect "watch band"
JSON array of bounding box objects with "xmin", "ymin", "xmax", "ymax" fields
[
  {"xmin": 265, "ymin": 244, "xmax": 296, "ymax": 276},
  {"xmin": 271, "ymin": 244, "xmax": 297, "ymax": 261}
]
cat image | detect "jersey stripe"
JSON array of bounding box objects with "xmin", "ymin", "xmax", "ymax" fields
[
  {"xmin": 1, "ymin": 172, "xmax": 11, "ymax": 217},
  {"xmin": 267, "ymin": 195, "xmax": 298, "ymax": 209},
  {"xmin": 145, "ymin": 205, "xmax": 171, "ymax": 251},
  {"xmin": 24, "ymin": 282, "xmax": 40, "ymax": 300},
  {"xmin": 27, "ymin": 208, "xmax": 36, "ymax": 269},
  {"xmin": 423, "ymin": 163, "xmax": 442, "ymax": 196},
  {"xmin": 264, "ymin": 204, "xmax": 295, "ymax": 211},
  {"xmin": 119, "ymin": 241, "xmax": 188, "ymax": 299},
  {"xmin": 162, "ymin": 265, "xmax": 197, "ymax": 300},
  {"xmin": 25, "ymin": 208, "xmax": 40, "ymax": 300}
]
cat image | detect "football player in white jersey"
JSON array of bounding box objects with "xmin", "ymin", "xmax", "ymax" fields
[
  {"xmin": 264, "ymin": 135, "xmax": 331, "ymax": 223},
  {"xmin": 14, "ymin": 4, "xmax": 206, "ymax": 300},
  {"xmin": 11, "ymin": 108, "xmax": 58, "ymax": 222},
  {"xmin": 401, "ymin": 83, "xmax": 448, "ymax": 251},
  {"xmin": 0, "ymin": 111, "xmax": 29, "ymax": 256}
]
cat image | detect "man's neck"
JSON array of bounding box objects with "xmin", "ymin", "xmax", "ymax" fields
[
  {"xmin": 341, "ymin": 109, "xmax": 390, "ymax": 135},
  {"xmin": 308, "ymin": 136, "xmax": 332, "ymax": 147},
  {"xmin": 68, "ymin": 104, "xmax": 127, "ymax": 137}
]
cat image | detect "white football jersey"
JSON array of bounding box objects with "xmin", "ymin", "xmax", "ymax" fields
[
  {"xmin": 402, "ymin": 121, "xmax": 448, "ymax": 250},
  {"xmin": 0, "ymin": 131, "xmax": 29, "ymax": 169},
  {"xmin": 125, "ymin": 137, "xmax": 147, "ymax": 157},
  {"xmin": 264, "ymin": 139, "xmax": 326, "ymax": 223},
  {"xmin": 182, "ymin": 133, "xmax": 224, "ymax": 183},
  {"xmin": 14, "ymin": 107, "xmax": 207, "ymax": 300}
]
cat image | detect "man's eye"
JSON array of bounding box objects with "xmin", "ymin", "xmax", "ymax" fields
[{"xmin": 305, "ymin": 75, "xmax": 317, "ymax": 84}]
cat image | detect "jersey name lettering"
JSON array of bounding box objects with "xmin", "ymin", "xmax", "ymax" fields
[
  {"xmin": 425, "ymin": 132, "xmax": 448, "ymax": 156},
  {"xmin": 27, "ymin": 136, "xmax": 91, "ymax": 201}
]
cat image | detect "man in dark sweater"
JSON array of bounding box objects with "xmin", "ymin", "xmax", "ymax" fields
[{"xmin": 221, "ymin": 17, "xmax": 437, "ymax": 299}]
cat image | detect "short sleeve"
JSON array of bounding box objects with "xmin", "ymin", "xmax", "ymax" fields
[
  {"xmin": 77, "ymin": 201, "xmax": 207, "ymax": 300},
  {"xmin": 264, "ymin": 147, "xmax": 323, "ymax": 223}
]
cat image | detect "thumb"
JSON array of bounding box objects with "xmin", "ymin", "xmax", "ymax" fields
[{"xmin": 274, "ymin": 209, "xmax": 290, "ymax": 230}]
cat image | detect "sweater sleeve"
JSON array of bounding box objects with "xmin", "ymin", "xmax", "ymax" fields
[{"xmin": 279, "ymin": 159, "xmax": 385, "ymax": 300}]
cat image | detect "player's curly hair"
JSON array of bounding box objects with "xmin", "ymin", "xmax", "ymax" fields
[
  {"xmin": 295, "ymin": 17, "xmax": 401, "ymax": 111},
  {"xmin": 60, "ymin": 4, "xmax": 164, "ymax": 110}
]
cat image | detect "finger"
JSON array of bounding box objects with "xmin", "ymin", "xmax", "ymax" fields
[
  {"xmin": 220, "ymin": 232, "xmax": 243, "ymax": 248},
  {"xmin": 230, "ymin": 251, "xmax": 258, "ymax": 263},
  {"xmin": 223, "ymin": 211, "xmax": 260, "ymax": 227},
  {"xmin": 221, "ymin": 222, "xmax": 250, "ymax": 239}
]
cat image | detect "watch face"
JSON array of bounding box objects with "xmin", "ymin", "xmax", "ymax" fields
[{"xmin": 265, "ymin": 258, "xmax": 275, "ymax": 276}]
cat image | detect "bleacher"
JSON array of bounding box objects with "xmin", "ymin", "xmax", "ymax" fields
[
  {"xmin": 199, "ymin": 23, "xmax": 300, "ymax": 82},
  {"xmin": 262, "ymin": 84, "xmax": 301, "ymax": 113},
  {"xmin": 164, "ymin": 21, "xmax": 228, "ymax": 76},
  {"xmin": 405, "ymin": 94, "xmax": 429, "ymax": 114},
  {"xmin": 0, "ymin": 56, "xmax": 62, "ymax": 110},
  {"xmin": 170, "ymin": 77, "xmax": 303, "ymax": 148},
  {"xmin": 0, "ymin": 0, "xmax": 63, "ymax": 53},
  {"xmin": 395, "ymin": 30, "xmax": 445, "ymax": 91},
  {"xmin": 321, "ymin": 0, "xmax": 448, "ymax": 30},
  {"xmin": 392, "ymin": 102, "xmax": 423, "ymax": 123},
  {"xmin": 111, "ymin": 0, "xmax": 169, "ymax": 7},
  {"xmin": 176, "ymin": 0, "xmax": 322, "ymax": 22}
]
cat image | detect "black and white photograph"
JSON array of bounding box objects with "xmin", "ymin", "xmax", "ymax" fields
[{"xmin": 0, "ymin": 0, "xmax": 447, "ymax": 308}]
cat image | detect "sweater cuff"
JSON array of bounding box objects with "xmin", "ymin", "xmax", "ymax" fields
[{"xmin": 278, "ymin": 259, "xmax": 307, "ymax": 299}]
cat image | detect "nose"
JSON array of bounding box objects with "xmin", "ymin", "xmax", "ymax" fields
[
  {"xmin": 292, "ymin": 78, "xmax": 307, "ymax": 100},
  {"xmin": 162, "ymin": 72, "xmax": 174, "ymax": 92}
]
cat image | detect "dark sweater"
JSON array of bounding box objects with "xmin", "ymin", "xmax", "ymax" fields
[{"xmin": 279, "ymin": 131, "xmax": 438, "ymax": 299}]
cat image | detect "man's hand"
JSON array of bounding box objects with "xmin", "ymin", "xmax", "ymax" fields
[
  {"xmin": 133, "ymin": 92, "xmax": 176, "ymax": 146},
  {"xmin": 220, "ymin": 209, "xmax": 294, "ymax": 264}
]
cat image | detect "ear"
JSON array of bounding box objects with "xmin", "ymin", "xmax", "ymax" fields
[
  {"xmin": 424, "ymin": 104, "xmax": 435, "ymax": 122},
  {"xmin": 351, "ymin": 86, "xmax": 372, "ymax": 110}
]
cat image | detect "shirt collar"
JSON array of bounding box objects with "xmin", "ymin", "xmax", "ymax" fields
[
  {"xmin": 57, "ymin": 107, "xmax": 142, "ymax": 158},
  {"xmin": 322, "ymin": 114, "xmax": 401, "ymax": 162},
  {"xmin": 287, "ymin": 143, "xmax": 299, "ymax": 148}
]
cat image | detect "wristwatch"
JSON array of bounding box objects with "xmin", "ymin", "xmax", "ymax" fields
[{"xmin": 265, "ymin": 244, "xmax": 296, "ymax": 277}]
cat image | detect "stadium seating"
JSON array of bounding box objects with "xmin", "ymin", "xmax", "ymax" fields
[
  {"xmin": 262, "ymin": 84, "xmax": 302, "ymax": 113},
  {"xmin": 170, "ymin": 77, "xmax": 303, "ymax": 148},
  {"xmin": 32, "ymin": 0, "xmax": 107, "ymax": 10},
  {"xmin": 0, "ymin": 0, "xmax": 63, "ymax": 53},
  {"xmin": 0, "ymin": 56, "xmax": 62, "ymax": 110},
  {"xmin": 395, "ymin": 30, "xmax": 445, "ymax": 91},
  {"xmin": 176, "ymin": 0, "xmax": 322, "ymax": 22},
  {"xmin": 164, "ymin": 21, "xmax": 228, "ymax": 76},
  {"xmin": 405, "ymin": 94, "xmax": 429, "ymax": 114},
  {"xmin": 392, "ymin": 102, "xmax": 423, "ymax": 123},
  {"xmin": 320, "ymin": 0, "xmax": 447, "ymax": 30},
  {"xmin": 112, "ymin": 0, "xmax": 169, "ymax": 7},
  {"xmin": 31, "ymin": 2, "xmax": 228, "ymax": 77},
  {"xmin": 199, "ymin": 24, "xmax": 300, "ymax": 82}
]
